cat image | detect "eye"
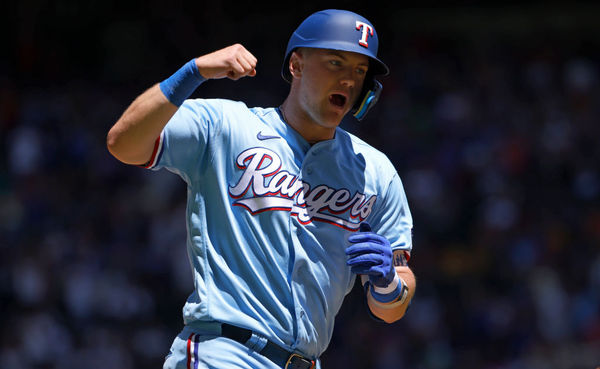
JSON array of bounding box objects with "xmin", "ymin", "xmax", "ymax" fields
[
  {"xmin": 356, "ymin": 67, "xmax": 368, "ymax": 75},
  {"xmin": 329, "ymin": 59, "xmax": 342, "ymax": 67}
]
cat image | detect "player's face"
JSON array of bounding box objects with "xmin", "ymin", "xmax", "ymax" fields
[{"xmin": 295, "ymin": 48, "xmax": 369, "ymax": 128}]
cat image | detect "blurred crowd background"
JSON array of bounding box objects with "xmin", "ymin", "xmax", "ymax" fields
[{"xmin": 2, "ymin": 1, "xmax": 599, "ymax": 368}]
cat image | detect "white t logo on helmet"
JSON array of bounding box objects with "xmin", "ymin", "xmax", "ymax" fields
[{"xmin": 355, "ymin": 21, "xmax": 374, "ymax": 48}]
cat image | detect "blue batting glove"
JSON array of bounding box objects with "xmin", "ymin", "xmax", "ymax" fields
[{"xmin": 346, "ymin": 222, "xmax": 395, "ymax": 288}]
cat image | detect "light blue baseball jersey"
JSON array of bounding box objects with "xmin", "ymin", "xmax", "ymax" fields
[{"xmin": 145, "ymin": 98, "xmax": 413, "ymax": 358}]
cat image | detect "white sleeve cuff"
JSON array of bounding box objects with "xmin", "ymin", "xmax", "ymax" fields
[{"xmin": 373, "ymin": 273, "xmax": 400, "ymax": 294}]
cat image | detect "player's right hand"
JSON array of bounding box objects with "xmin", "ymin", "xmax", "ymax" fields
[{"xmin": 195, "ymin": 44, "xmax": 257, "ymax": 80}]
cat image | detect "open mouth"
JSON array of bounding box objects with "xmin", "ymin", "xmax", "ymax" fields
[{"xmin": 329, "ymin": 94, "xmax": 347, "ymax": 108}]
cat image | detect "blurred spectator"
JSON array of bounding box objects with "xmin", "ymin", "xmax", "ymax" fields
[{"xmin": 1, "ymin": 2, "xmax": 599, "ymax": 369}]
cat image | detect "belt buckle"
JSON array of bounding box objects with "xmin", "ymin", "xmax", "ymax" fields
[{"xmin": 284, "ymin": 353, "xmax": 315, "ymax": 369}]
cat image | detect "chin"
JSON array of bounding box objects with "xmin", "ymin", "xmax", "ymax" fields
[
  {"xmin": 322, "ymin": 105, "xmax": 349, "ymax": 122},
  {"xmin": 318, "ymin": 111, "xmax": 344, "ymax": 127},
  {"xmin": 305, "ymin": 103, "xmax": 347, "ymax": 130}
]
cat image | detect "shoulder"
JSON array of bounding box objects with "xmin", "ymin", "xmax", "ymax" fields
[
  {"xmin": 248, "ymin": 106, "xmax": 278, "ymax": 118},
  {"xmin": 182, "ymin": 98, "xmax": 274, "ymax": 120},
  {"xmin": 335, "ymin": 128, "xmax": 399, "ymax": 191},
  {"xmin": 182, "ymin": 98, "xmax": 248, "ymax": 114}
]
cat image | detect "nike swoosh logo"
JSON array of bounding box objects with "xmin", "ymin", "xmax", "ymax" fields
[{"xmin": 257, "ymin": 131, "xmax": 281, "ymax": 141}]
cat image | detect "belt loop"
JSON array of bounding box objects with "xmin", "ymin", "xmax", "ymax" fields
[{"xmin": 245, "ymin": 332, "xmax": 268, "ymax": 352}]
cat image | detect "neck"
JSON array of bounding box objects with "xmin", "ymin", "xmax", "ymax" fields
[{"xmin": 280, "ymin": 97, "xmax": 337, "ymax": 144}]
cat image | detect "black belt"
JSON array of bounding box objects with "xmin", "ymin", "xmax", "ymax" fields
[{"xmin": 221, "ymin": 323, "xmax": 316, "ymax": 369}]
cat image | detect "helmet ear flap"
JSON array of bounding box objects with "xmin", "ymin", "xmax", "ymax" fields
[{"xmin": 352, "ymin": 77, "xmax": 382, "ymax": 121}]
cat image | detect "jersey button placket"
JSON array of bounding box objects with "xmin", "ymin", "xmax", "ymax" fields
[{"xmin": 304, "ymin": 147, "xmax": 319, "ymax": 176}]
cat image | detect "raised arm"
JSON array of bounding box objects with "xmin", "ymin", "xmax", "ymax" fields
[{"xmin": 106, "ymin": 44, "xmax": 257, "ymax": 165}]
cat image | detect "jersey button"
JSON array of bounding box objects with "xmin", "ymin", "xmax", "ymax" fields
[{"xmin": 306, "ymin": 167, "xmax": 313, "ymax": 175}]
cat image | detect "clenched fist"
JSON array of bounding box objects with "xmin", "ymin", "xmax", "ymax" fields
[{"xmin": 195, "ymin": 44, "xmax": 257, "ymax": 80}]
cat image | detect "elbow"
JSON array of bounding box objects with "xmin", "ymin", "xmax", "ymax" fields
[
  {"xmin": 380, "ymin": 311, "xmax": 405, "ymax": 324},
  {"xmin": 106, "ymin": 124, "xmax": 131, "ymax": 164},
  {"xmin": 106, "ymin": 129, "xmax": 116, "ymax": 155},
  {"xmin": 368, "ymin": 297, "xmax": 410, "ymax": 323},
  {"xmin": 105, "ymin": 123, "xmax": 153, "ymax": 166},
  {"xmin": 106, "ymin": 126, "xmax": 121, "ymax": 159}
]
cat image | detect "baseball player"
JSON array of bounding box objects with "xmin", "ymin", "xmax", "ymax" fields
[{"xmin": 107, "ymin": 9, "xmax": 415, "ymax": 369}]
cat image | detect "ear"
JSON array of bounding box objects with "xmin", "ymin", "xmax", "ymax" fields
[{"xmin": 289, "ymin": 50, "xmax": 303, "ymax": 79}]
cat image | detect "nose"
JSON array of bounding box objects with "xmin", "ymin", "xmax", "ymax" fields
[
  {"xmin": 339, "ymin": 68, "xmax": 357, "ymax": 89},
  {"xmin": 340, "ymin": 78, "xmax": 355, "ymax": 89}
]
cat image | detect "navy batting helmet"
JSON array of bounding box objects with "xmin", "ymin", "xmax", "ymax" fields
[{"xmin": 282, "ymin": 9, "xmax": 389, "ymax": 120}]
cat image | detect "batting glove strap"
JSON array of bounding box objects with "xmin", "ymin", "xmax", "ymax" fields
[
  {"xmin": 159, "ymin": 59, "xmax": 206, "ymax": 107},
  {"xmin": 372, "ymin": 273, "xmax": 400, "ymax": 295},
  {"xmin": 370, "ymin": 275, "xmax": 408, "ymax": 304}
]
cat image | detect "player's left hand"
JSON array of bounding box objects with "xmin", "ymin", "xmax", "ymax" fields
[{"xmin": 346, "ymin": 222, "xmax": 395, "ymax": 288}]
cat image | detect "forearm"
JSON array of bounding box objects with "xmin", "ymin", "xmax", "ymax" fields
[
  {"xmin": 367, "ymin": 266, "xmax": 415, "ymax": 323},
  {"xmin": 107, "ymin": 46, "xmax": 257, "ymax": 166},
  {"xmin": 107, "ymin": 84, "xmax": 178, "ymax": 165}
]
